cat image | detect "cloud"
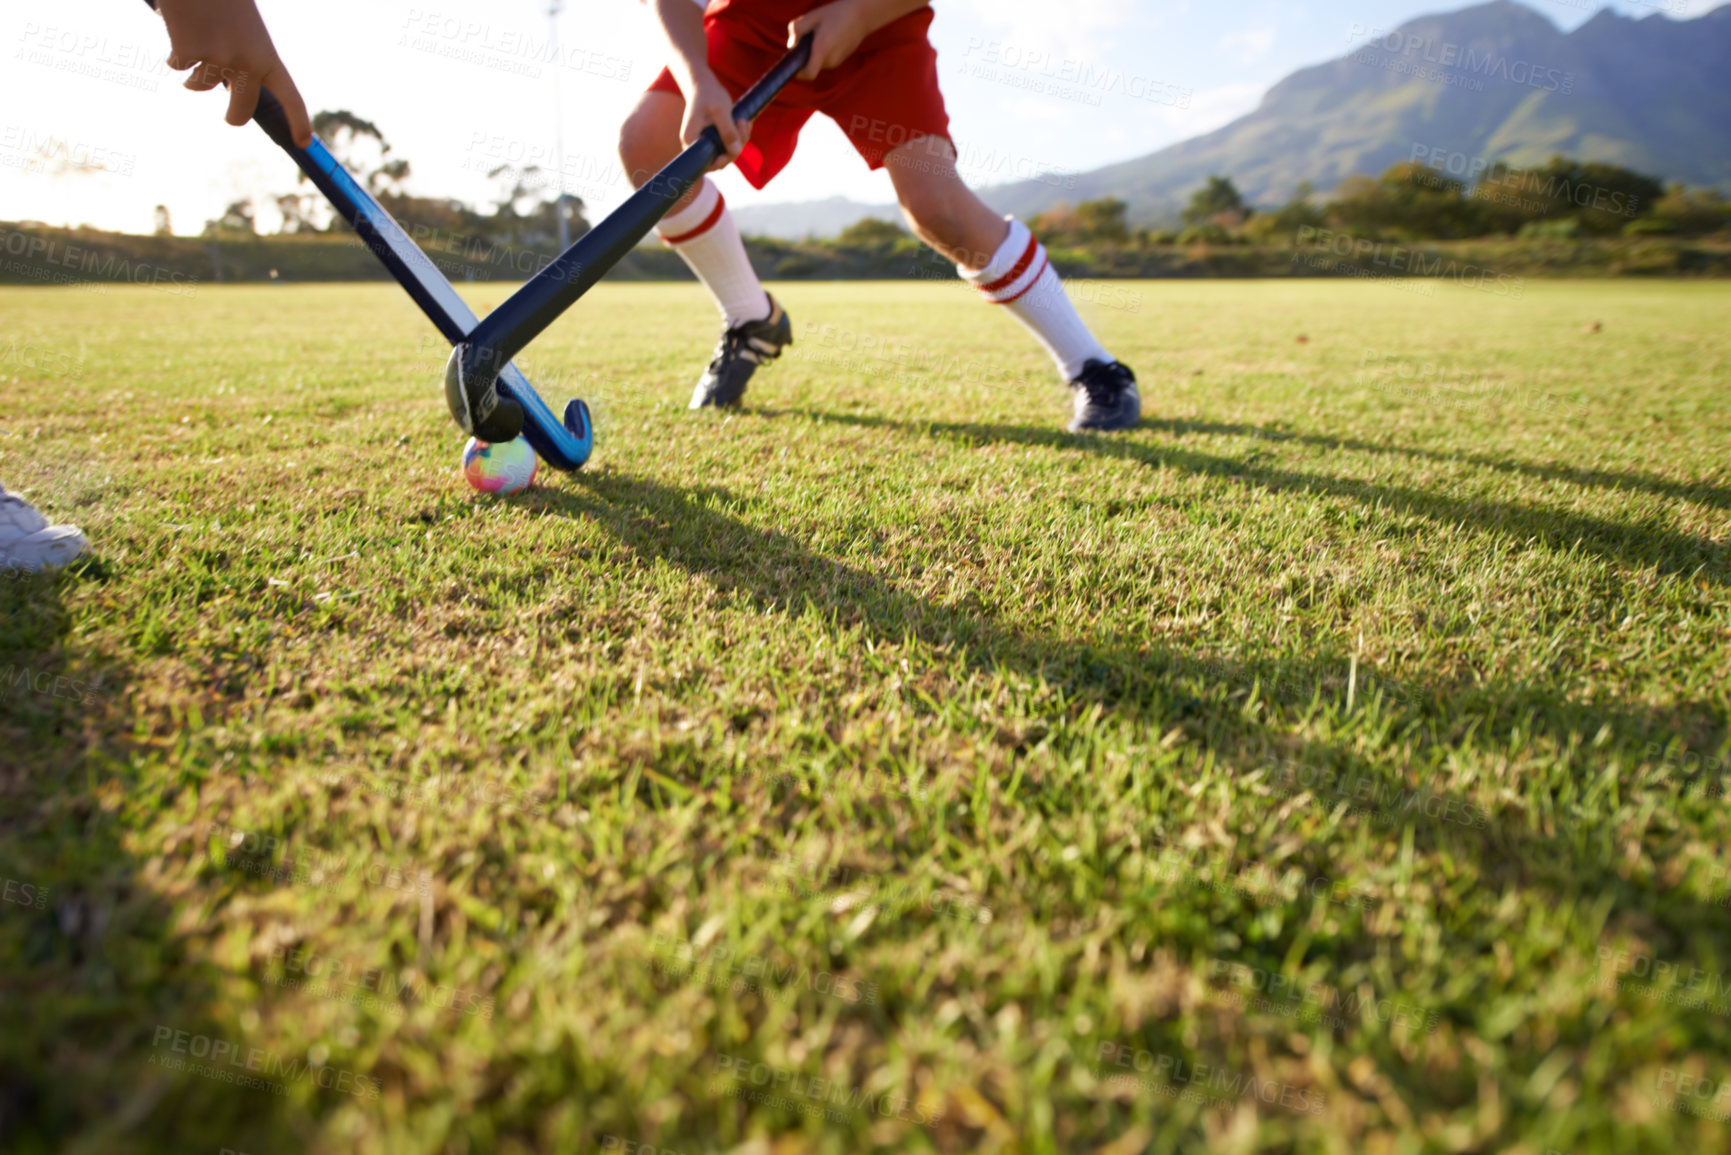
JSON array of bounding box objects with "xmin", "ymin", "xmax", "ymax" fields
[
  {"xmin": 1599, "ymin": 0, "xmax": 1725, "ymax": 16},
  {"xmin": 1219, "ymin": 25, "xmax": 1276, "ymax": 65},
  {"xmin": 956, "ymin": 0, "xmax": 1139, "ymax": 57},
  {"xmin": 1143, "ymin": 82, "xmax": 1266, "ymax": 134},
  {"xmin": 1650, "ymin": 0, "xmax": 1725, "ymax": 15}
]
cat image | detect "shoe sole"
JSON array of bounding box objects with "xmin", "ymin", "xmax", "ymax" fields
[
  {"xmin": 689, "ymin": 383, "xmax": 748, "ymax": 410},
  {"xmin": 1068, "ymin": 401, "xmax": 1142, "ymax": 433},
  {"xmin": 1067, "ymin": 380, "xmax": 1140, "ymax": 432},
  {"xmin": 0, "ymin": 527, "xmax": 90, "ymax": 571}
]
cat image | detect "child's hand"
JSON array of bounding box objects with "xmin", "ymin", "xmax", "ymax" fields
[
  {"xmin": 788, "ymin": 0, "xmax": 870, "ymax": 81},
  {"xmin": 156, "ymin": 0, "xmax": 312, "ymax": 148},
  {"xmin": 681, "ymin": 68, "xmax": 751, "ymax": 169}
]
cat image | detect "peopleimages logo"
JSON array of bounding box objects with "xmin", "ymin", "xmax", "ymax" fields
[
  {"xmin": 711, "ymin": 1054, "xmax": 941, "ymax": 1127},
  {"xmin": 0, "ymin": 226, "xmax": 198, "ymax": 296},
  {"xmin": 0, "ymin": 124, "xmax": 136, "ymax": 176},
  {"xmin": 1657, "ymin": 1067, "xmax": 1731, "ymax": 1122},
  {"xmin": 180, "ymin": 819, "xmax": 435, "ymax": 896},
  {"xmin": 1346, "ymin": 23, "xmax": 1574, "ymax": 94},
  {"xmin": 1271, "ymin": 756, "xmax": 1490, "ymax": 829},
  {"xmin": 1093, "ymin": 1042, "xmax": 1327, "ymax": 1115},
  {"xmin": 398, "ymin": 9, "xmax": 634, "ymax": 82},
  {"xmin": 1643, "ymin": 742, "xmax": 1730, "ymax": 798},
  {"xmin": 1295, "ymin": 227, "xmax": 1525, "ymax": 299},
  {"xmin": 272, "ymin": 945, "xmax": 495, "ymax": 1018},
  {"xmin": 1598, "ymin": 947, "xmax": 1731, "ymax": 1013},
  {"xmin": 1208, "ymin": 960, "xmax": 1439, "ymax": 1033},
  {"xmin": 1408, "ymin": 145, "xmax": 1644, "ymax": 218},
  {"xmin": 958, "ymin": 38, "xmax": 1192, "ymax": 108},
  {"xmin": 1354, "ymin": 348, "xmax": 1589, "ymax": 423},
  {"xmin": 651, "ymin": 930, "xmax": 879, "ymax": 1006},
  {"xmin": 776, "ymin": 852, "xmax": 993, "ymax": 923},
  {"xmin": 0, "ymin": 335, "xmax": 85, "ymax": 379},
  {"xmin": 2, "ymin": 876, "xmax": 49, "ymax": 911},
  {"xmin": 2, "ymin": 663, "xmax": 103, "ymax": 705},
  {"xmin": 149, "ymin": 1025, "xmax": 381, "ymax": 1099},
  {"xmin": 601, "ymin": 1138, "xmax": 684, "ymax": 1155},
  {"xmin": 319, "ymin": 766, "xmax": 556, "ymax": 818},
  {"xmin": 14, "ymin": 21, "xmax": 176, "ymax": 91}
]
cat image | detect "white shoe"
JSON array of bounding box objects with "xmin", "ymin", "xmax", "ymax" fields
[{"xmin": 0, "ymin": 486, "xmax": 90, "ymax": 571}]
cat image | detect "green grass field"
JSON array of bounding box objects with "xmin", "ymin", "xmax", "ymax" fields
[{"xmin": 2, "ymin": 279, "xmax": 1728, "ymax": 1154}]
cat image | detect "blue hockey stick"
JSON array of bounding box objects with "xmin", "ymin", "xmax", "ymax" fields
[
  {"xmin": 444, "ymin": 35, "xmax": 813, "ymax": 444},
  {"xmin": 247, "ymin": 88, "xmax": 594, "ymax": 471},
  {"xmin": 146, "ymin": 0, "xmax": 808, "ymax": 465},
  {"xmin": 141, "ymin": 0, "xmax": 590, "ymax": 469}
]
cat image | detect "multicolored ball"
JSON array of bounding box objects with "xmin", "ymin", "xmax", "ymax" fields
[{"xmin": 461, "ymin": 436, "xmax": 538, "ymax": 495}]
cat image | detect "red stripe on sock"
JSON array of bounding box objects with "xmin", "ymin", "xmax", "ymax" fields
[
  {"xmin": 661, "ymin": 190, "xmax": 727, "ymax": 245},
  {"xmin": 990, "ymin": 255, "xmax": 1050, "ymax": 306},
  {"xmin": 978, "ymin": 235, "xmax": 1041, "ymax": 295}
]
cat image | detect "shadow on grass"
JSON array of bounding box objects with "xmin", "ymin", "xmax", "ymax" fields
[
  {"xmin": 532, "ymin": 469, "xmax": 1731, "ymax": 1141},
  {"xmin": 0, "ymin": 564, "xmax": 297, "ymax": 1155},
  {"xmin": 750, "ymin": 410, "xmax": 1730, "ymax": 910},
  {"xmin": 544, "ymin": 466, "xmax": 1724, "ymax": 797},
  {"xmin": 784, "ymin": 410, "xmax": 1729, "ymax": 587},
  {"xmin": 1147, "ymin": 416, "xmax": 1731, "ymax": 513}
]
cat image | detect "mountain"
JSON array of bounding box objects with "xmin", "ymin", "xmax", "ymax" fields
[
  {"xmin": 972, "ymin": 1, "xmax": 1731, "ymax": 223},
  {"xmin": 730, "ymin": 196, "xmax": 902, "ymax": 240}
]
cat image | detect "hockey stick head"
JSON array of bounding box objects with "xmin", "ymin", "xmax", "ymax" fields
[
  {"xmin": 446, "ymin": 345, "xmax": 595, "ymax": 470},
  {"xmin": 445, "ymin": 341, "xmax": 525, "ymax": 443},
  {"xmin": 216, "ymin": 38, "xmax": 595, "ymax": 470}
]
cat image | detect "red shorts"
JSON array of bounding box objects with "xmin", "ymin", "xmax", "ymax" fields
[{"xmin": 647, "ymin": 0, "xmax": 952, "ymax": 189}]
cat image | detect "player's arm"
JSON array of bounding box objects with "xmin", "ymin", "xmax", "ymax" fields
[
  {"xmin": 155, "ymin": 0, "xmax": 312, "ymax": 148},
  {"xmin": 787, "ymin": 0, "xmax": 931, "ymax": 81},
  {"xmin": 649, "ymin": 0, "xmax": 750, "ymax": 162}
]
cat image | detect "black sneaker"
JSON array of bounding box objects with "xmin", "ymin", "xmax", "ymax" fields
[
  {"xmin": 689, "ymin": 294, "xmax": 792, "ymax": 410},
  {"xmin": 1067, "ymin": 359, "xmax": 1140, "ymax": 432}
]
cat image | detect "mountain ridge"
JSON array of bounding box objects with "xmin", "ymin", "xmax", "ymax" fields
[
  {"xmin": 728, "ymin": 196, "xmax": 904, "ymax": 241},
  {"xmin": 977, "ymin": 0, "xmax": 1731, "ymax": 223},
  {"xmin": 733, "ymin": 2, "xmax": 1731, "ymax": 237}
]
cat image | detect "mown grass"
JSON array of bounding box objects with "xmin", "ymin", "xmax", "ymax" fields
[{"xmin": 1, "ymin": 278, "xmax": 1728, "ymax": 1155}]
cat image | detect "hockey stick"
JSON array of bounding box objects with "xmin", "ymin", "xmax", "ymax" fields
[
  {"xmin": 446, "ymin": 35, "xmax": 814, "ymax": 442},
  {"xmin": 143, "ymin": 0, "xmax": 592, "ymax": 470}
]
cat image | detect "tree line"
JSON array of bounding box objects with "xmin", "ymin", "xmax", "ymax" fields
[
  {"xmin": 200, "ymin": 107, "xmax": 1724, "ymax": 259},
  {"xmin": 1027, "ymin": 157, "xmax": 1729, "ymax": 251},
  {"xmin": 196, "ymin": 109, "xmax": 588, "ymax": 257},
  {"xmin": 51, "ymin": 114, "xmax": 1718, "ymax": 289}
]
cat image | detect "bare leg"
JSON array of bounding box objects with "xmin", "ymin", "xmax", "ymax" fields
[
  {"xmin": 883, "ymin": 132, "xmax": 1132, "ymax": 433},
  {"xmin": 881, "ymin": 134, "xmax": 1009, "ymax": 270},
  {"xmin": 617, "ymin": 86, "xmax": 779, "ymax": 405},
  {"xmin": 617, "ymin": 89, "xmax": 705, "ymax": 216}
]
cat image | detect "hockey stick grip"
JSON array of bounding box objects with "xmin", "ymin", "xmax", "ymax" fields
[
  {"xmin": 732, "ymin": 33, "xmax": 814, "ymax": 125},
  {"xmin": 250, "ymin": 86, "xmax": 301, "ymax": 153},
  {"xmin": 140, "ymin": 0, "xmax": 300, "ymax": 151},
  {"xmin": 686, "ymin": 35, "xmax": 813, "ymax": 174}
]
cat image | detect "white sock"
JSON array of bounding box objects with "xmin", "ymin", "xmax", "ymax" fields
[
  {"xmin": 656, "ymin": 177, "xmax": 770, "ymax": 328},
  {"xmin": 959, "ymin": 217, "xmax": 1110, "ymax": 381}
]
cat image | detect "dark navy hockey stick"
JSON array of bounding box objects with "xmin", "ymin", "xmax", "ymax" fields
[
  {"xmin": 253, "ymin": 90, "xmax": 594, "ymax": 469},
  {"xmin": 446, "ymin": 35, "xmax": 813, "ymax": 443},
  {"xmin": 144, "ymin": 0, "xmax": 592, "ymax": 469}
]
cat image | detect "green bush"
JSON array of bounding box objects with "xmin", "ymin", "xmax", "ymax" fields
[
  {"xmin": 1177, "ymin": 224, "xmax": 1234, "ymax": 245},
  {"xmin": 1623, "ymin": 217, "xmax": 1678, "ymax": 236},
  {"xmin": 1518, "ymin": 218, "xmax": 1581, "ymax": 240}
]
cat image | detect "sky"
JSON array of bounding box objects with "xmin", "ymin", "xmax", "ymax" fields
[{"xmin": 0, "ymin": 0, "xmax": 1722, "ymax": 236}]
